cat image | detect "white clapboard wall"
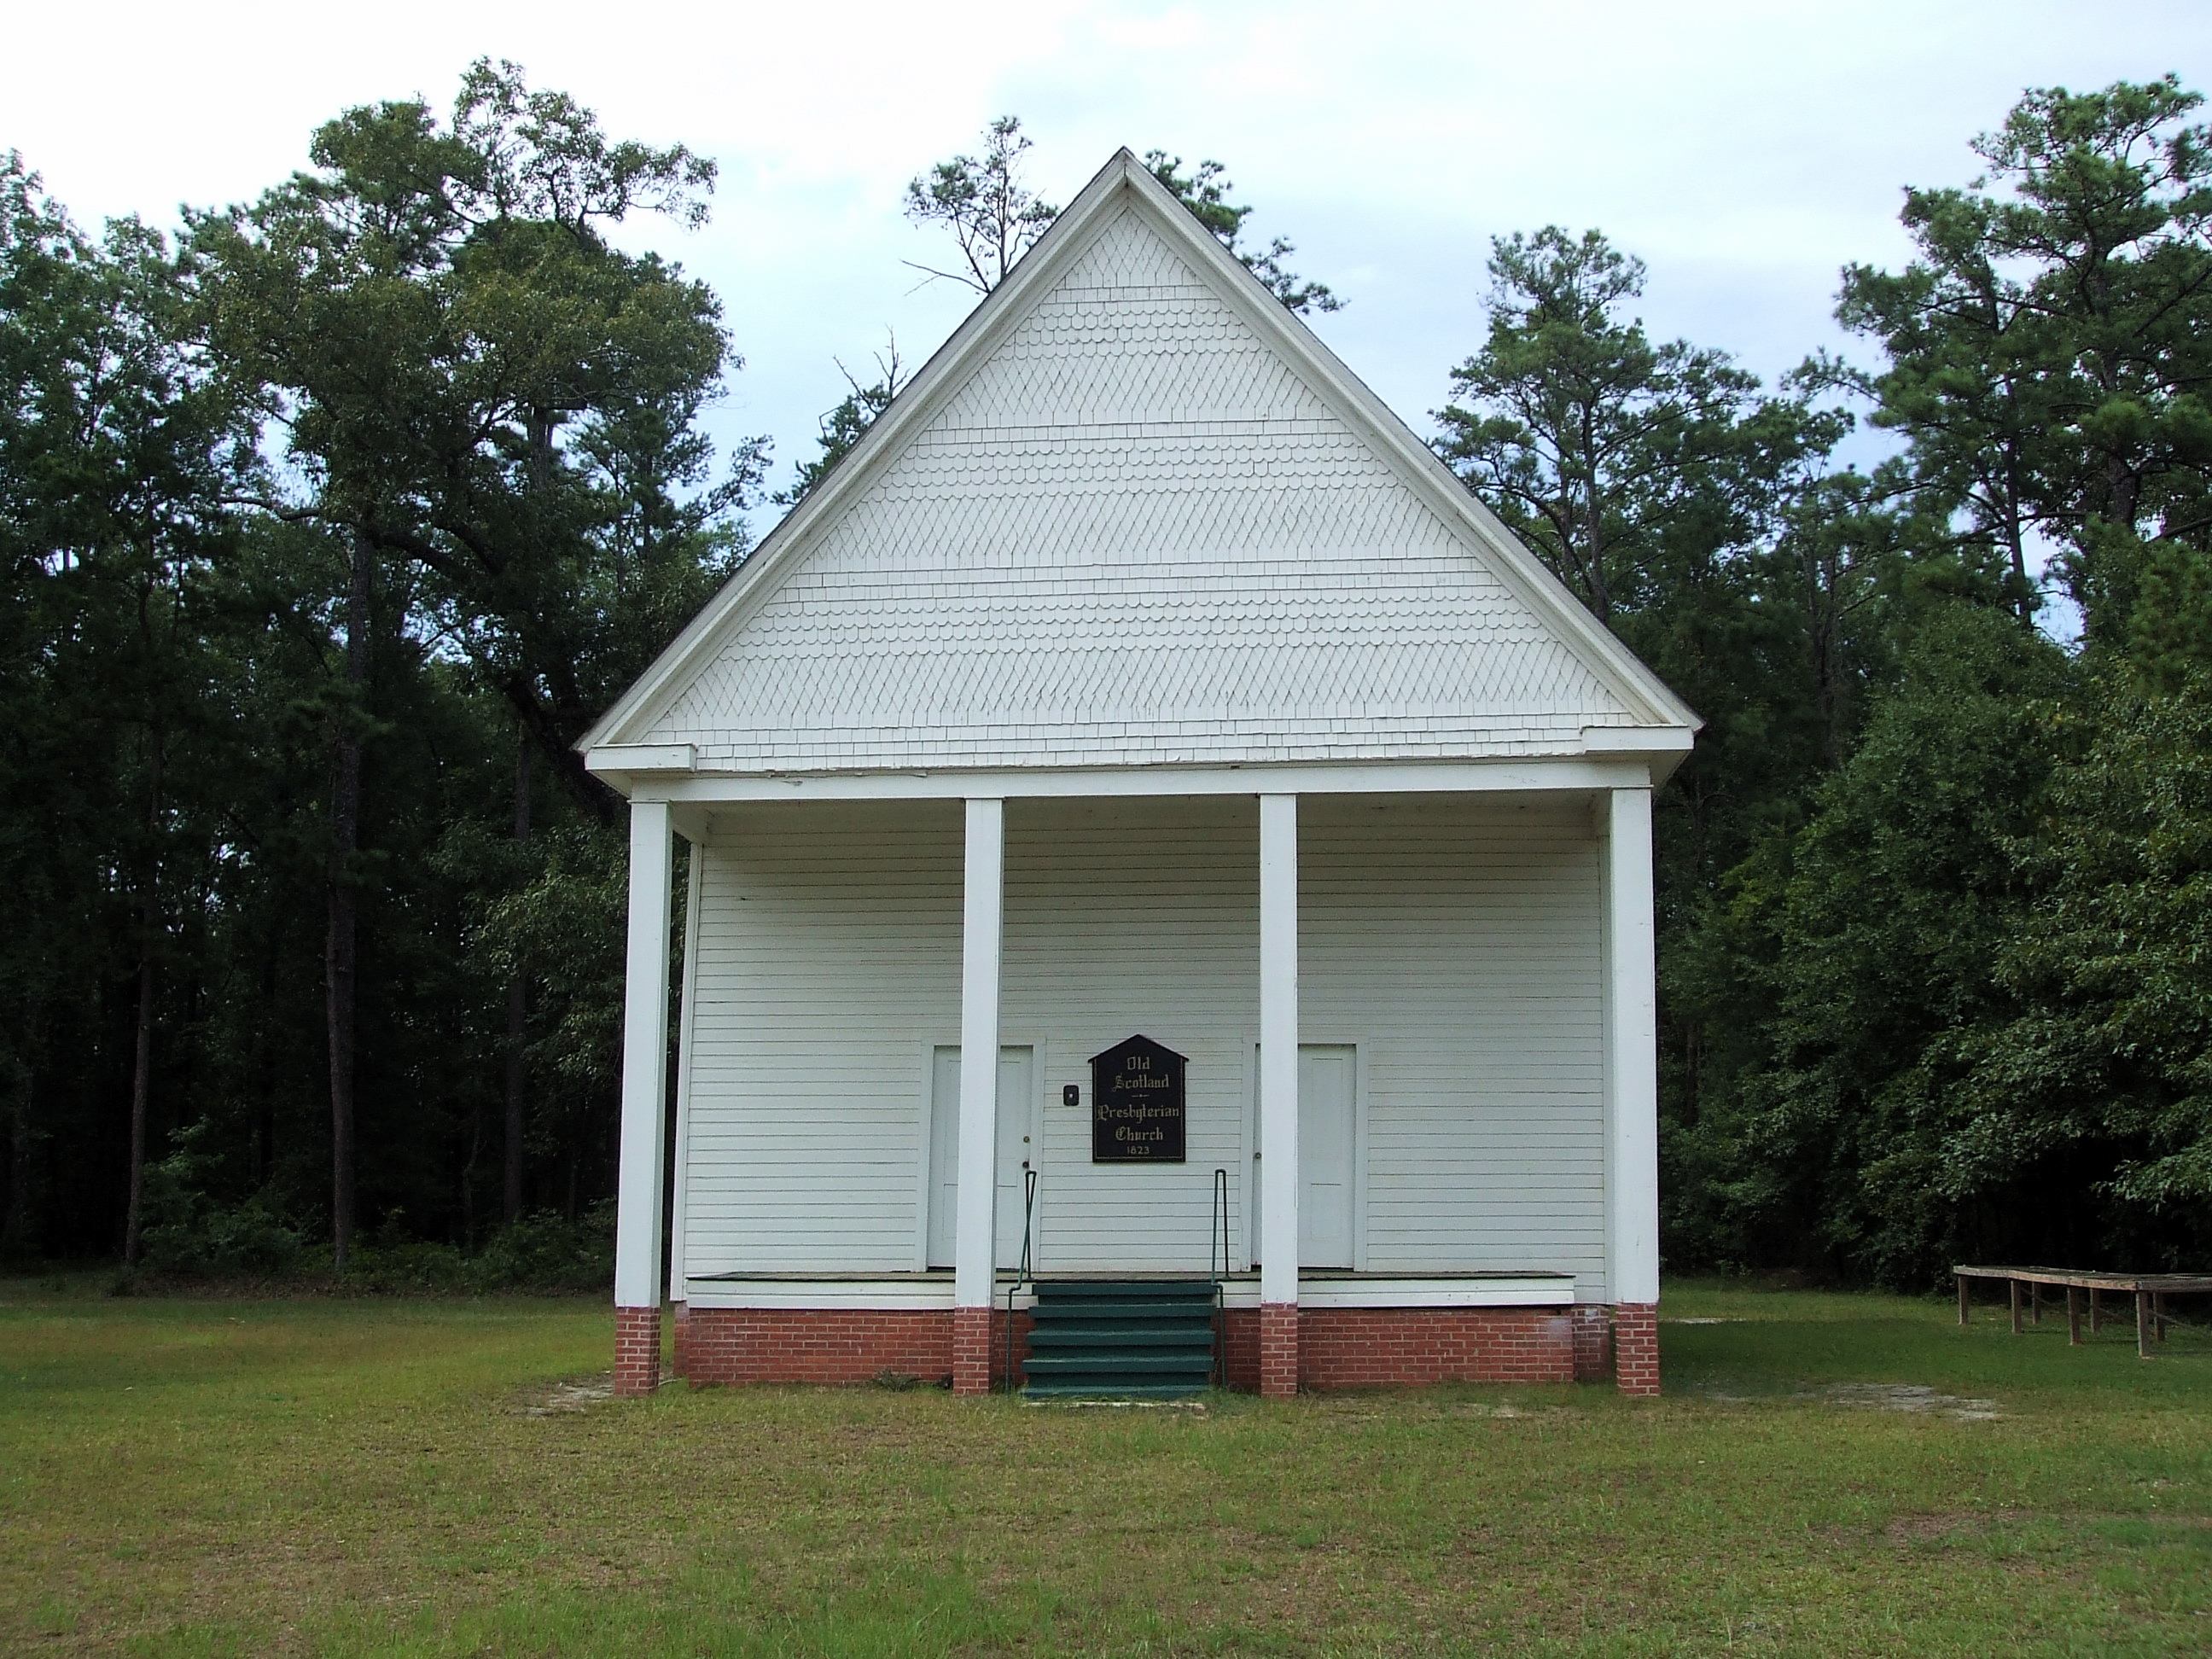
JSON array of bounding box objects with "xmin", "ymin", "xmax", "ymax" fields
[
  {"xmin": 682, "ymin": 799, "xmax": 963, "ymax": 1272},
  {"xmin": 1302, "ymin": 793, "xmax": 1605, "ymax": 1289},
  {"xmin": 680, "ymin": 794, "xmax": 1606, "ymax": 1297}
]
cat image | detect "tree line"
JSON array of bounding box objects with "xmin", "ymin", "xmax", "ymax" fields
[{"xmin": 2, "ymin": 72, "xmax": 2206, "ymax": 1285}]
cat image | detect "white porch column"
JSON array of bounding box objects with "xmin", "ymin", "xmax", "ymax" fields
[
  {"xmin": 1258, "ymin": 793, "xmax": 1300, "ymax": 1397},
  {"xmin": 952, "ymin": 795, "xmax": 1004, "ymax": 1394},
  {"xmin": 1604, "ymin": 785, "xmax": 1662, "ymax": 1390},
  {"xmin": 613, "ymin": 798, "xmax": 673, "ymax": 1395}
]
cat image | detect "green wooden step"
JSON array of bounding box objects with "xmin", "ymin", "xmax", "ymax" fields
[
  {"xmin": 1025, "ymin": 1351, "xmax": 1214, "ymax": 1372},
  {"xmin": 1028, "ymin": 1328, "xmax": 1214, "ymax": 1349},
  {"xmin": 1030, "ymin": 1309, "xmax": 1220, "ymax": 1327},
  {"xmin": 1018, "ymin": 1279, "xmax": 1220, "ymax": 1400},
  {"xmin": 1022, "ymin": 1381, "xmax": 1211, "ymax": 1400}
]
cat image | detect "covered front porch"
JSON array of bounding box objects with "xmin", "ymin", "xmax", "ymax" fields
[{"xmin": 604, "ymin": 759, "xmax": 1668, "ymax": 1397}]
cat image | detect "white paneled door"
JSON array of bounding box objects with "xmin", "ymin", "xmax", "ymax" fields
[
  {"xmin": 928, "ymin": 1046, "xmax": 1035, "ymax": 1269},
  {"xmin": 1297, "ymin": 1045, "xmax": 1356, "ymax": 1269},
  {"xmin": 1252, "ymin": 1044, "xmax": 1359, "ymax": 1272}
]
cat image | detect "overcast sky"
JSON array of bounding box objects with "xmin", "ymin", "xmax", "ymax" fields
[{"xmin": 9, "ymin": 1, "xmax": 2209, "ymax": 518}]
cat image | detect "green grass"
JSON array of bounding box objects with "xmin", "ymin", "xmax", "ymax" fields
[{"xmin": 3, "ymin": 1278, "xmax": 2208, "ymax": 1656}]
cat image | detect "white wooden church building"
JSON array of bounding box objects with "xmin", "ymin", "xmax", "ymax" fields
[{"xmin": 584, "ymin": 150, "xmax": 1695, "ymax": 1399}]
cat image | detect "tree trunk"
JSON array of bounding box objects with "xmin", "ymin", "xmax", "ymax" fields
[
  {"xmin": 2002, "ymin": 445, "xmax": 2031, "ymax": 618},
  {"xmin": 503, "ymin": 731, "xmax": 531, "ymax": 1226},
  {"xmin": 462, "ymin": 1100, "xmax": 481, "ymax": 1251},
  {"xmin": 253, "ymin": 933, "xmax": 281, "ymax": 1189},
  {"xmin": 326, "ymin": 527, "xmax": 371, "ymax": 1273},
  {"xmin": 2, "ymin": 995, "xmax": 42, "ymax": 1266},
  {"xmin": 123, "ymin": 739, "xmax": 163, "ymax": 1266}
]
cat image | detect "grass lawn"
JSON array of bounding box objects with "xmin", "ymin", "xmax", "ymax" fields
[{"xmin": 2, "ymin": 1279, "xmax": 2209, "ymax": 1656}]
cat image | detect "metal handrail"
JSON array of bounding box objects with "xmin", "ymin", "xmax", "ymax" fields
[
  {"xmin": 1209, "ymin": 1166, "xmax": 1231, "ymax": 1388},
  {"xmin": 1002, "ymin": 1167, "xmax": 1037, "ymax": 1394}
]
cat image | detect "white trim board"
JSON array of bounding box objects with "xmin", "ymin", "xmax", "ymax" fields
[
  {"xmin": 1290, "ymin": 1276, "xmax": 1575, "ymax": 1310},
  {"xmin": 620, "ymin": 755, "xmax": 1674, "ymax": 806},
  {"xmin": 687, "ymin": 1273, "xmax": 952, "ymax": 1312},
  {"xmin": 684, "ymin": 1273, "xmax": 1577, "ymax": 1311}
]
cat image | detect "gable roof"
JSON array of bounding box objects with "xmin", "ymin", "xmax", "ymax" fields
[{"xmin": 580, "ymin": 149, "xmax": 1699, "ymax": 777}]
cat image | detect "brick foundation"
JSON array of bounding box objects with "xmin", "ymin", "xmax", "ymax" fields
[
  {"xmin": 952, "ymin": 1305, "xmax": 993, "ymax": 1395},
  {"xmin": 1220, "ymin": 1303, "xmax": 1260, "ymax": 1388},
  {"xmin": 1259, "ymin": 1301, "xmax": 1300, "ymax": 1397},
  {"xmin": 671, "ymin": 1301, "xmax": 1637, "ymax": 1394},
  {"xmin": 1302, "ymin": 1307, "xmax": 1576, "ymax": 1387},
  {"xmin": 1614, "ymin": 1302, "xmax": 1660, "ymax": 1395},
  {"xmin": 682, "ymin": 1308, "xmax": 947, "ymax": 1385},
  {"xmin": 614, "ymin": 1304, "xmax": 661, "ymax": 1397},
  {"xmin": 1570, "ymin": 1303, "xmax": 1613, "ymax": 1382},
  {"xmin": 676, "ymin": 1307, "xmax": 1036, "ymax": 1388},
  {"xmin": 1224, "ymin": 1305, "xmax": 1578, "ymax": 1390}
]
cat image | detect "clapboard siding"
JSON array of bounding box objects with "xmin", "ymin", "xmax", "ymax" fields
[
  {"xmin": 683, "ymin": 800, "xmax": 962, "ymax": 1272},
  {"xmin": 1004, "ymin": 797, "xmax": 1260, "ymax": 1272},
  {"xmin": 1303, "ymin": 794, "xmax": 1607, "ymax": 1296},
  {"xmin": 682, "ymin": 793, "xmax": 1605, "ymax": 1292}
]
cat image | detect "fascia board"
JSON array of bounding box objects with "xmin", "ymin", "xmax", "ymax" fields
[
  {"xmin": 1109, "ymin": 160, "xmax": 1703, "ymax": 736},
  {"xmin": 628, "ymin": 754, "xmax": 1662, "ymax": 803},
  {"xmin": 578, "ymin": 151, "xmax": 1155, "ymax": 755}
]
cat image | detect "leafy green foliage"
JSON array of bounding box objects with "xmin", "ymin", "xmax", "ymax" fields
[
  {"xmin": 186, "ymin": 57, "xmax": 762, "ymax": 815},
  {"xmin": 771, "ymin": 340, "xmax": 903, "ymax": 507},
  {"xmin": 1840, "ymin": 74, "xmax": 2212, "ymax": 632},
  {"xmin": 1142, "ymin": 151, "xmax": 1341, "ymax": 314},
  {"xmin": 0, "ymin": 68, "xmax": 754, "ymax": 1270},
  {"xmin": 1677, "ymin": 609, "xmax": 2069, "ymax": 1279},
  {"xmin": 1446, "ymin": 81, "xmax": 2212, "ymax": 1286},
  {"xmin": 1437, "ymin": 227, "xmax": 1845, "ymax": 623},
  {"xmin": 1965, "ymin": 676, "xmax": 2212, "ymax": 1238},
  {"xmin": 902, "ymin": 115, "xmax": 1058, "ymax": 296},
  {"xmin": 137, "ymin": 1140, "xmax": 306, "ymax": 1278}
]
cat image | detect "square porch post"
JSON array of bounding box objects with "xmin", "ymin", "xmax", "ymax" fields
[
  {"xmin": 1604, "ymin": 786, "xmax": 1661, "ymax": 1395},
  {"xmin": 952, "ymin": 796, "xmax": 1005, "ymax": 1395},
  {"xmin": 614, "ymin": 799, "xmax": 673, "ymax": 1397},
  {"xmin": 1259, "ymin": 793, "xmax": 1300, "ymax": 1398}
]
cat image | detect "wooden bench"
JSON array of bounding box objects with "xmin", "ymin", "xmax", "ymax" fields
[{"xmin": 1953, "ymin": 1266, "xmax": 2212, "ymax": 1359}]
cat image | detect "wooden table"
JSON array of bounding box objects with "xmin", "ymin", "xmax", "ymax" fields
[{"xmin": 1954, "ymin": 1266, "xmax": 2212, "ymax": 1359}]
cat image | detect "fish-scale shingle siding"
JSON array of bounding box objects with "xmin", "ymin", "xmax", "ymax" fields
[{"xmin": 642, "ymin": 207, "xmax": 1637, "ymax": 771}]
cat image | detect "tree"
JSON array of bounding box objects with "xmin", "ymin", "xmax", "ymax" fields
[
  {"xmin": 772, "ymin": 338, "xmax": 904, "ymax": 506},
  {"xmin": 1436, "ymin": 228, "xmax": 1816, "ymax": 621},
  {"xmin": 0, "ymin": 156, "xmax": 254, "ymax": 1266},
  {"xmin": 187, "ymin": 61, "xmax": 757, "ymax": 1266},
  {"xmin": 1143, "ymin": 151, "xmax": 1341, "ymax": 314},
  {"xmin": 1431, "ymin": 224, "xmax": 1860, "ymax": 888},
  {"xmin": 1685, "ymin": 607, "xmax": 2067, "ymax": 1282},
  {"xmin": 1841, "ymin": 76, "xmax": 2212, "ymax": 634},
  {"xmin": 1953, "ymin": 671, "xmax": 2212, "ymax": 1264},
  {"xmin": 903, "ymin": 116, "xmax": 1059, "ymax": 295}
]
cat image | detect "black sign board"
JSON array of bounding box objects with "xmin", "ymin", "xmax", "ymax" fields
[{"xmin": 1090, "ymin": 1035, "xmax": 1187, "ymax": 1162}]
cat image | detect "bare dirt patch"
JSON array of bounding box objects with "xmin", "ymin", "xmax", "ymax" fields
[
  {"xmin": 513, "ymin": 1374, "xmax": 615, "ymax": 1417},
  {"xmin": 1809, "ymin": 1382, "xmax": 2001, "ymax": 1420}
]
